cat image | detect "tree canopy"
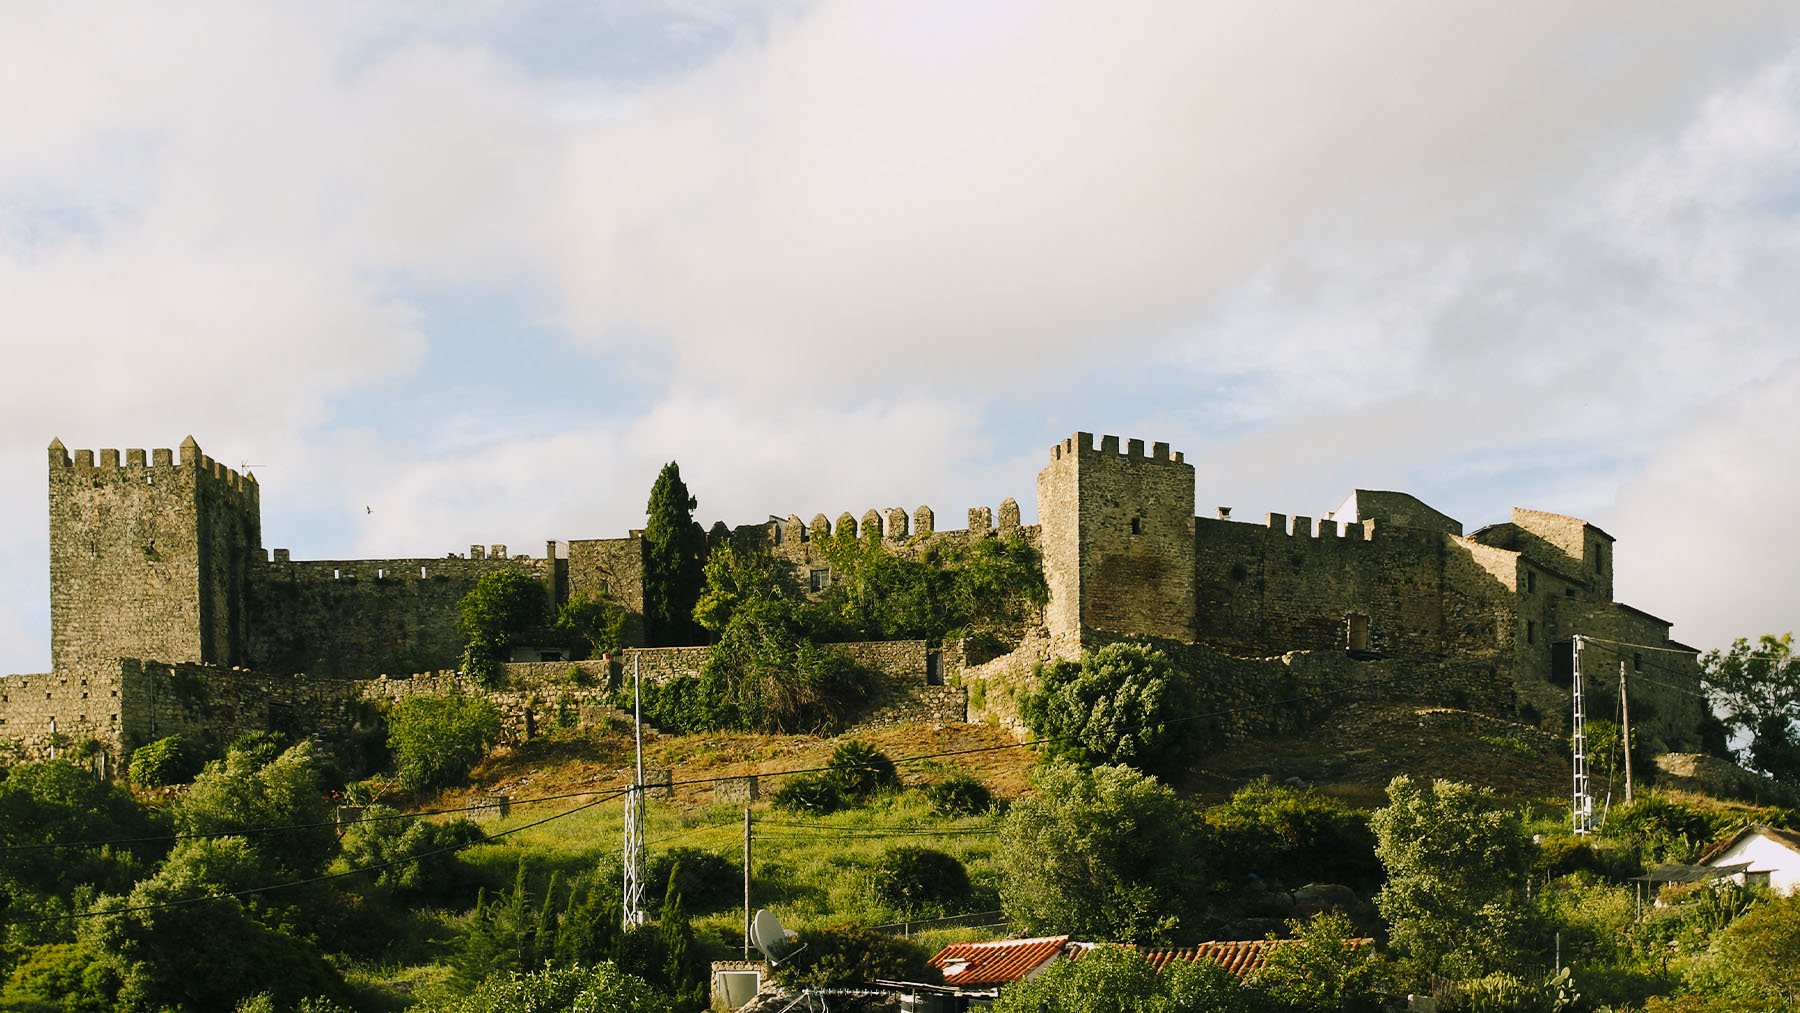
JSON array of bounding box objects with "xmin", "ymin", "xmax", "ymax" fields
[
  {"xmin": 1702, "ymin": 633, "xmax": 1800, "ymax": 783},
  {"xmin": 1022, "ymin": 642, "xmax": 1204, "ymax": 777},
  {"xmin": 643, "ymin": 461, "xmax": 707, "ymax": 647},
  {"xmin": 459, "ymin": 567, "xmax": 549, "ymax": 683}
]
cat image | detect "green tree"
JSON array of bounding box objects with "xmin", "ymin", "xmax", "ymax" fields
[
  {"xmin": 0, "ymin": 760, "xmax": 167, "ymax": 911},
  {"xmin": 386, "ymin": 693, "xmax": 502, "ymax": 792},
  {"xmin": 338, "ymin": 807, "xmax": 485, "ymax": 903},
  {"xmin": 176, "ymin": 740, "xmax": 336, "ymax": 879},
  {"xmin": 999, "ymin": 763, "xmax": 1207, "ymax": 944},
  {"xmin": 1204, "ymin": 778, "xmax": 1381, "ymax": 891},
  {"xmin": 871, "ymin": 847, "xmax": 972, "ymax": 917},
  {"xmin": 996, "ymin": 946, "xmax": 1159, "ymax": 1013},
  {"xmin": 556, "ymin": 591, "xmax": 628, "ymax": 657},
  {"xmin": 826, "ymin": 740, "xmax": 899, "ymax": 801},
  {"xmin": 643, "ymin": 462, "xmax": 707, "ymax": 646},
  {"xmin": 458, "ymin": 568, "xmax": 550, "ymax": 684},
  {"xmin": 1371, "ymin": 776, "xmax": 1537, "ymax": 981},
  {"xmin": 1246, "ymin": 912, "xmax": 1393, "ymax": 1012},
  {"xmin": 1707, "ymin": 891, "xmax": 1800, "ymax": 1008},
  {"xmin": 418, "ymin": 964, "xmax": 670, "ymax": 1013},
  {"xmin": 1022, "ymin": 642, "xmax": 1204, "ymax": 778},
  {"xmin": 1703, "ymin": 634, "xmax": 1800, "ymax": 782},
  {"xmin": 775, "ymin": 923, "xmax": 939, "ymax": 990},
  {"xmin": 128, "ymin": 734, "xmax": 200, "ymax": 787}
]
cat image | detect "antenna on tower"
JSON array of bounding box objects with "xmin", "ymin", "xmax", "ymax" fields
[{"xmin": 622, "ymin": 654, "xmax": 647, "ymax": 928}]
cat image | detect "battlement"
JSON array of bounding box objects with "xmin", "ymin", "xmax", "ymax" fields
[
  {"xmin": 768, "ymin": 501, "xmax": 1025, "ymax": 543},
  {"xmin": 1049, "ymin": 431, "xmax": 1185, "ymax": 465},
  {"xmin": 48, "ymin": 436, "xmax": 259, "ymax": 495}
]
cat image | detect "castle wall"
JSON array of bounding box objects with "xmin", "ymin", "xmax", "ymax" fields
[
  {"xmin": 1192, "ymin": 515, "xmax": 1458, "ymax": 659},
  {"xmin": 567, "ymin": 535, "xmax": 647, "ymax": 646},
  {"xmin": 0, "ymin": 669, "xmax": 120, "ymax": 759},
  {"xmin": 246, "ymin": 552, "xmax": 552, "ymax": 679}
]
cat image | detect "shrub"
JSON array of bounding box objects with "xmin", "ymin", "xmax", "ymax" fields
[
  {"xmin": 458, "ymin": 568, "xmax": 550, "ymax": 685},
  {"xmin": 1021, "ymin": 642, "xmax": 1203, "ymax": 777},
  {"xmin": 925, "ymin": 773, "xmax": 992, "ymax": 817},
  {"xmin": 176, "ymin": 740, "xmax": 336, "ymax": 879},
  {"xmin": 775, "ymin": 924, "xmax": 939, "ymax": 990},
  {"xmin": 772, "ymin": 774, "xmax": 843, "ymax": 815},
  {"xmin": 339, "ymin": 808, "xmax": 486, "ymax": 903},
  {"xmin": 826, "ymin": 741, "xmax": 899, "ymax": 802},
  {"xmin": 128, "ymin": 735, "xmax": 199, "ymax": 787},
  {"xmin": 1205, "ymin": 777, "xmax": 1381, "ymax": 891},
  {"xmin": 646, "ymin": 847, "xmax": 741, "ymax": 915},
  {"xmin": 870, "ymin": 847, "xmax": 972, "ymax": 916},
  {"xmin": 387, "ymin": 694, "xmax": 502, "ymax": 792}
]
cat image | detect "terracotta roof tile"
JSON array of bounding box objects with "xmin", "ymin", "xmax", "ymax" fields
[
  {"xmin": 1096, "ymin": 938, "xmax": 1375, "ymax": 980},
  {"xmin": 929, "ymin": 935, "xmax": 1070, "ymax": 987}
]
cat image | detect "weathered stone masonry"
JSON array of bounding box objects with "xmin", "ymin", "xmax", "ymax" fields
[{"xmin": 6, "ymin": 432, "xmax": 1706, "ymax": 765}]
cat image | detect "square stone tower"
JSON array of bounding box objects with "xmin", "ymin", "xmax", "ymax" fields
[
  {"xmin": 1037, "ymin": 433, "xmax": 1196, "ymax": 656},
  {"xmin": 48, "ymin": 437, "xmax": 262, "ymax": 673}
]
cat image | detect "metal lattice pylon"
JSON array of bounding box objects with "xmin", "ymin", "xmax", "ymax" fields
[
  {"xmin": 622, "ymin": 656, "xmax": 648, "ymax": 927},
  {"xmin": 1571, "ymin": 635, "xmax": 1593, "ymax": 835}
]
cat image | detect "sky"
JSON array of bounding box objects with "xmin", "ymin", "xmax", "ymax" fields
[{"xmin": 3, "ymin": 1, "xmax": 1799, "ymax": 673}]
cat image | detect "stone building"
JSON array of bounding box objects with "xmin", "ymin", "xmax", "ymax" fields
[{"xmin": 3, "ymin": 431, "xmax": 1707, "ymax": 764}]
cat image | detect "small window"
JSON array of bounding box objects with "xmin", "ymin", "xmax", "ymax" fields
[
  {"xmin": 809, "ymin": 568, "xmax": 829, "ymax": 593},
  {"xmin": 1347, "ymin": 614, "xmax": 1370, "ymax": 653},
  {"xmin": 1594, "ymin": 544, "xmax": 1605, "ymax": 573},
  {"xmin": 1565, "ymin": 588, "xmax": 1575, "ymax": 599},
  {"xmin": 1527, "ymin": 620, "xmax": 1536, "ymax": 645},
  {"xmin": 1130, "ymin": 517, "xmax": 1143, "ymax": 535},
  {"xmin": 421, "ymin": 565, "xmax": 428, "ymax": 578},
  {"xmin": 377, "ymin": 568, "xmax": 386, "ymax": 579},
  {"xmin": 1525, "ymin": 571, "xmax": 1536, "ymax": 594},
  {"xmin": 333, "ymin": 568, "xmax": 341, "ymax": 580},
  {"xmin": 1633, "ymin": 652, "xmax": 1643, "ymax": 674}
]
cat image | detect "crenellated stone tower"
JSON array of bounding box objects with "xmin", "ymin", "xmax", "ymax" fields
[
  {"xmin": 48, "ymin": 436, "xmax": 262, "ymax": 673},
  {"xmin": 1037, "ymin": 432, "xmax": 1196, "ymax": 655}
]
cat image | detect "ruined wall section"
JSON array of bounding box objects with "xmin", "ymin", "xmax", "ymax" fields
[
  {"xmin": 1193, "ymin": 516, "xmax": 1456, "ymax": 659},
  {"xmin": 49, "ymin": 439, "xmax": 260, "ymax": 673},
  {"xmin": 0, "ymin": 669, "xmax": 121, "ymax": 758},
  {"xmin": 247, "ymin": 548, "xmax": 553, "ymax": 679},
  {"xmin": 566, "ymin": 534, "xmax": 647, "ymax": 646}
]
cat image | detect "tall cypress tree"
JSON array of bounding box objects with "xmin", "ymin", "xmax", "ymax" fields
[{"xmin": 643, "ymin": 462, "xmax": 706, "ymax": 646}]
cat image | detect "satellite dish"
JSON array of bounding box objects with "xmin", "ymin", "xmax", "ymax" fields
[{"xmin": 750, "ymin": 908, "xmax": 805, "ymax": 965}]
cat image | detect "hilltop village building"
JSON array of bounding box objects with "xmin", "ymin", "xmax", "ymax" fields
[{"xmin": 4, "ymin": 432, "xmax": 1705, "ymax": 767}]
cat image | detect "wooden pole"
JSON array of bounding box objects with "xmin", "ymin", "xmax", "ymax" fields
[
  {"xmin": 743, "ymin": 806, "xmax": 752, "ymax": 959},
  {"xmin": 1621, "ymin": 660, "xmax": 1634, "ymax": 805}
]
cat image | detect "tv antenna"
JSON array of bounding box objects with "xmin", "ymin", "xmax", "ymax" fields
[{"xmin": 750, "ymin": 908, "xmax": 804, "ymax": 966}]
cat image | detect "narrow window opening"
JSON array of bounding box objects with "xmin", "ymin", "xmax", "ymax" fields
[
  {"xmin": 1633, "ymin": 652, "xmax": 1643, "ymax": 674},
  {"xmin": 420, "ymin": 565, "xmax": 428, "ymax": 578},
  {"xmin": 1525, "ymin": 571, "xmax": 1536, "ymax": 594},
  {"xmin": 809, "ymin": 568, "xmax": 829, "ymax": 593},
  {"xmin": 1347, "ymin": 614, "xmax": 1370, "ymax": 653},
  {"xmin": 1130, "ymin": 517, "xmax": 1143, "ymax": 535},
  {"xmin": 333, "ymin": 568, "xmax": 341, "ymax": 580},
  {"xmin": 1526, "ymin": 620, "xmax": 1536, "ymax": 645}
]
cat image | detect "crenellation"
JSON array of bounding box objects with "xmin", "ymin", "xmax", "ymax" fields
[
  {"xmin": 125, "ymin": 449, "xmax": 146, "ymax": 468},
  {"xmin": 968, "ymin": 506, "xmax": 992, "ymax": 536},
  {"xmin": 1100, "ymin": 434, "xmax": 1120, "ymax": 454},
  {"xmin": 74, "ymin": 449, "xmax": 93, "ymax": 468},
  {"xmin": 913, "ymin": 505, "xmax": 934, "ymax": 536},
  {"xmin": 1292, "ymin": 515, "xmax": 1312, "ymax": 538},
  {"xmin": 999, "ymin": 497, "xmax": 1021, "ymax": 532},
  {"xmin": 152, "ymin": 448, "xmax": 172, "ymax": 467},
  {"xmin": 1128, "ymin": 437, "xmax": 1145, "ymax": 457},
  {"xmin": 811, "ymin": 514, "xmax": 831, "ymax": 538},
  {"xmin": 884, "ymin": 507, "xmax": 908, "ymax": 539},
  {"xmin": 836, "ymin": 512, "xmax": 857, "ymax": 538},
  {"xmin": 1267, "ymin": 512, "xmax": 1286, "ymax": 531},
  {"xmin": 861, "ymin": 509, "xmax": 882, "ymax": 539}
]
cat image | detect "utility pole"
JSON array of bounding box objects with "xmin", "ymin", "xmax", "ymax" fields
[
  {"xmin": 1572, "ymin": 635, "xmax": 1593, "ymax": 835},
  {"xmin": 1620, "ymin": 659, "xmax": 1634, "ymax": 805},
  {"xmin": 622, "ymin": 656, "xmax": 647, "ymax": 928},
  {"xmin": 743, "ymin": 807, "xmax": 753, "ymax": 960}
]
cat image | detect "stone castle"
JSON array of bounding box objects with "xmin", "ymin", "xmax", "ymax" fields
[{"xmin": 3, "ymin": 431, "xmax": 1707, "ymax": 769}]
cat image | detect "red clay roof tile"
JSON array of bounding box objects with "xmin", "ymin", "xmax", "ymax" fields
[{"xmin": 929, "ymin": 935, "xmax": 1070, "ymax": 987}]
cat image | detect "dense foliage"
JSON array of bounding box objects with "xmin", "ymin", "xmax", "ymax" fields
[
  {"xmin": 1371, "ymin": 776, "xmax": 1537, "ymax": 980},
  {"xmin": 1022, "ymin": 642, "xmax": 1204, "ymax": 777},
  {"xmin": 775, "ymin": 923, "xmax": 939, "ymax": 989},
  {"xmin": 127, "ymin": 734, "xmax": 199, "ymax": 788},
  {"xmin": 1703, "ymin": 633, "xmax": 1800, "ymax": 783},
  {"xmin": 1205, "ymin": 778, "xmax": 1382, "ymax": 892},
  {"xmin": 419, "ymin": 964, "xmax": 670, "ymax": 1013},
  {"xmin": 556, "ymin": 591, "xmax": 629, "ymax": 657},
  {"xmin": 643, "ymin": 461, "xmax": 708, "ymax": 647},
  {"xmin": 808, "ymin": 530, "xmax": 1048, "ymax": 643},
  {"xmin": 925, "ymin": 771, "xmax": 993, "ymax": 816},
  {"xmin": 999, "ymin": 763, "xmax": 1207, "ymax": 944},
  {"xmin": 386, "ymin": 693, "xmax": 502, "ymax": 792},
  {"xmin": 458, "ymin": 568, "xmax": 550, "ymax": 684},
  {"xmin": 870, "ymin": 847, "xmax": 972, "ymax": 916}
]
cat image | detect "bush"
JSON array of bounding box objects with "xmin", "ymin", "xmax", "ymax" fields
[
  {"xmin": 176, "ymin": 740, "xmax": 336, "ymax": 879},
  {"xmin": 459, "ymin": 568, "xmax": 550, "ymax": 685},
  {"xmin": 1205, "ymin": 777, "xmax": 1381, "ymax": 891},
  {"xmin": 925, "ymin": 772, "xmax": 992, "ymax": 817},
  {"xmin": 871, "ymin": 847, "xmax": 972, "ymax": 916},
  {"xmin": 387, "ymin": 694, "xmax": 502, "ymax": 793},
  {"xmin": 415, "ymin": 964, "xmax": 669, "ymax": 1013},
  {"xmin": 128, "ymin": 735, "xmax": 199, "ymax": 787},
  {"xmin": 646, "ymin": 847, "xmax": 741, "ymax": 915},
  {"xmin": 775, "ymin": 924, "xmax": 939, "ymax": 990},
  {"xmin": 1022, "ymin": 642, "xmax": 1204, "ymax": 777},
  {"xmin": 339, "ymin": 808, "xmax": 486, "ymax": 903},
  {"xmin": 826, "ymin": 741, "xmax": 899, "ymax": 802},
  {"xmin": 772, "ymin": 774, "xmax": 844, "ymax": 815}
]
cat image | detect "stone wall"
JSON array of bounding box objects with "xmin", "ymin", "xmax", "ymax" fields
[
  {"xmin": 0, "ymin": 670, "xmax": 119, "ymax": 758},
  {"xmin": 566, "ymin": 535, "xmax": 647, "ymax": 646},
  {"xmin": 48, "ymin": 438, "xmax": 260, "ymax": 674},
  {"xmin": 1038, "ymin": 432, "xmax": 1197, "ymax": 654},
  {"xmin": 247, "ymin": 551, "xmax": 554, "ymax": 679}
]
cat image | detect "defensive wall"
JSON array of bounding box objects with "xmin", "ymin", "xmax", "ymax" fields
[
  {"xmin": 17, "ymin": 431, "xmax": 1709, "ymax": 765},
  {"xmin": 0, "ymin": 641, "xmax": 963, "ymax": 765}
]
